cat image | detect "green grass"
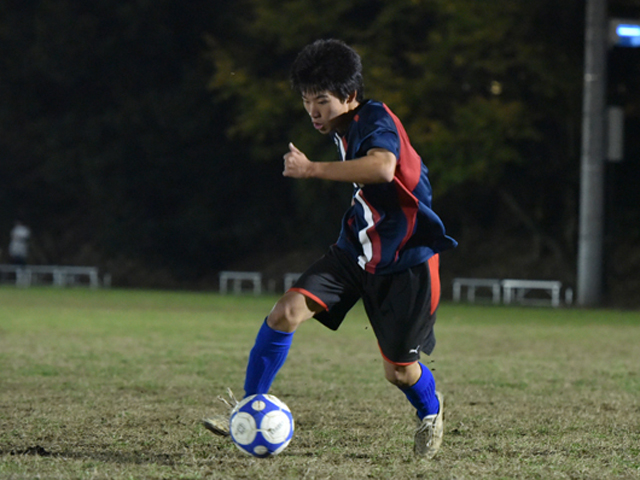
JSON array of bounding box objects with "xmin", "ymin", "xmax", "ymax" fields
[{"xmin": 0, "ymin": 287, "xmax": 639, "ymax": 479}]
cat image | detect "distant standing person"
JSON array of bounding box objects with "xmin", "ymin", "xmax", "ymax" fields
[{"xmin": 9, "ymin": 220, "xmax": 31, "ymax": 266}]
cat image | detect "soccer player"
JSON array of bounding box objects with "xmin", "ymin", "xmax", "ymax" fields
[{"xmin": 203, "ymin": 39, "xmax": 457, "ymax": 458}]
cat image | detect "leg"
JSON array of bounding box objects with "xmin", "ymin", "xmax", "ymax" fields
[
  {"xmin": 384, "ymin": 358, "xmax": 444, "ymax": 459},
  {"xmin": 383, "ymin": 358, "xmax": 439, "ymax": 419},
  {"xmin": 202, "ymin": 291, "xmax": 323, "ymax": 436},
  {"xmin": 205, "ymin": 248, "xmax": 355, "ymax": 437},
  {"xmin": 364, "ymin": 259, "xmax": 441, "ymax": 419},
  {"xmin": 246, "ymin": 246, "xmax": 361, "ymax": 397},
  {"xmin": 267, "ymin": 290, "xmax": 323, "ymax": 332},
  {"xmin": 244, "ymin": 291, "xmax": 323, "ymax": 397},
  {"xmin": 383, "ymin": 359, "xmax": 422, "ymax": 388}
]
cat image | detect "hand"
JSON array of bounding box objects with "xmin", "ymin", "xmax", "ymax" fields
[{"xmin": 283, "ymin": 142, "xmax": 314, "ymax": 178}]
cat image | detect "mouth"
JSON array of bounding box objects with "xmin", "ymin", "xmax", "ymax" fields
[{"xmin": 312, "ymin": 122, "xmax": 324, "ymax": 130}]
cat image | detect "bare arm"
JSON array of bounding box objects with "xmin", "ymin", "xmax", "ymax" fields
[{"xmin": 283, "ymin": 142, "xmax": 396, "ymax": 184}]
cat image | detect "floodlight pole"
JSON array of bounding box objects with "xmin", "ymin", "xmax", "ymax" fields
[{"xmin": 577, "ymin": 0, "xmax": 608, "ymax": 306}]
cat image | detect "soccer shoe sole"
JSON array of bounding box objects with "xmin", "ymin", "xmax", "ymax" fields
[
  {"xmin": 201, "ymin": 388, "xmax": 238, "ymax": 437},
  {"xmin": 201, "ymin": 415, "xmax": 230, "ymax": 437}
]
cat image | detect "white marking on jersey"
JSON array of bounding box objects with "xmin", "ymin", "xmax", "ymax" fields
[
  {"xmin": 334, "ymin": 133, "xmax": 372, "ymax": 270},
  {"xmin": 354, "ymin": 191, "xmax": 374, "ymax": 269},
  {"xmin": 334, "ymin": 134, "xmax": 346, "ymax": 161}
]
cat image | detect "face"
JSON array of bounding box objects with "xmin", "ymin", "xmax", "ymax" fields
[{"xmin": 302, "ymin": 91, "xmax": 354, "ymax": 134}]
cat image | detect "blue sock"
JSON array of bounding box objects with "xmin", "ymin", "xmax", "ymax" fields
[
  {"xmin": 243, "ymin": 319, "xmax": 294, "ymax": 397},
  {"xmin": 399, "ymin": 362, "xmax": 439, "ymax": 419}
]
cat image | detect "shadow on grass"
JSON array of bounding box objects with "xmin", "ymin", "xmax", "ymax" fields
[{"xmin": 3, "ymin": 444, "xmax": 194, "ymax": 466}]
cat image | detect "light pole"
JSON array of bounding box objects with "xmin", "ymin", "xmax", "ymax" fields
[
  {"xmin": 577, "ymin": 0, "xmax": 608, "ymax": 306},
  {"xmin": 577, "ymin": 6, "xmax": 640, "ymax": 306}
]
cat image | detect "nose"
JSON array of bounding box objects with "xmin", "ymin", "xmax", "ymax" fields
[{"xmin": 308, "ymin": 105, "xmax": 320, "ymax": 119}]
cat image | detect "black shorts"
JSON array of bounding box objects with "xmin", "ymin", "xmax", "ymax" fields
[{"xmin": 289, "ymin": 245, "xmax": 441, "ymax": 364}]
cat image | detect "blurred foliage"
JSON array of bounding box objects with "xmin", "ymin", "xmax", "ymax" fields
[
  {"xmin": 0, "ymin": 0, "xmax": 276, "ymax": 281},
  {"xmin": 206, "ymin": 0, "xmax": 588, "ymax": 265},
  {"xmin": 0, "ymin": 0, "xmax": 638, "ymax": 294}
]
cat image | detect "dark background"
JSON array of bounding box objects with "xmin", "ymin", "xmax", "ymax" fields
[{"xmin": 1, "ymin": 0, "xmax": 639, "ymax": 306}]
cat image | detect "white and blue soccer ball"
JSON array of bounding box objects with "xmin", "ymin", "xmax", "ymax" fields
[{"xmin": 229, "ymin": 393, "xmax": 294, "ymax": 458}]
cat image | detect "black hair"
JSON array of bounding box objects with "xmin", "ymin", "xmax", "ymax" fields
[{"xmin": 290, "ymin": 39, "xmax": 364, "ymax": 102}]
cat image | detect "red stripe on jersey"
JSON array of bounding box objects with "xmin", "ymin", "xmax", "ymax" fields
[
  {"xmin": 394, "ymin": 180, "xmax": 420, "ymax": 252},
  {"xmin": 383, "ymin": 104, "xmax": 422, "ymax": 190},
  {"xmin": 428, "ymin": 254, "xmax": 441, "ymax": 315},
  {"xmin": 383, "ymin": 104, "xmax": 423, "ymax": 252}
]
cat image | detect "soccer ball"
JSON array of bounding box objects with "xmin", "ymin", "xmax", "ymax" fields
[{"xmin": 229, "ymin": 393, "xmax": 294, "ymax": 458}]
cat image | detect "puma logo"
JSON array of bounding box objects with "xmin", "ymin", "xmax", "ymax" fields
[{"xmin": 409, "ymin": 346, "xmax": 420, "ymax": 355}]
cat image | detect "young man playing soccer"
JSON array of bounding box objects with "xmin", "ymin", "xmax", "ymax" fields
[{"xmin": 203, "ymin": 39, "xmax": 457, "ymax": 458}]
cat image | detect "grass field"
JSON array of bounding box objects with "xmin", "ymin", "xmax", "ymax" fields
[{"xmin": 0, "ymin": 287, "xmax": 639, "ymax": 480}]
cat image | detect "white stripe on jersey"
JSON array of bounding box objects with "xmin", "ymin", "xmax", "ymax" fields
[
  {"xmin": 334, "ymin": 133, "xmax": 372, "ymax": 270},
  {"xmin": 354, "ymin": 191, "xmax": 374, "ymax": 269},
  {"xmin": 334, "ymin": 134, "xmax": 346, "ymax": 161}
]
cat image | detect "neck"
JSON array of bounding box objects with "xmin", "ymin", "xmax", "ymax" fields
[{"xmin": 334, "ymin": 99, "xmax": 362, "ymax": 135}]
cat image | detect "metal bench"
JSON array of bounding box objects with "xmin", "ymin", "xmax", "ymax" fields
[
  {"xmin": 52, "ymin": 266, "xmax": 100, "ymax": 288},
  {"xmin": 452, "ymin": 278, "xmax": 502, "ymax": 304},
  {"xmin": 0, "ymin": 264, "xmax": 100, "ymax": 288},
  {"xmin": 501, "ymin": 279, "xmax": 562, "ymax": 307},
  {"xmin": 219, "ymin": 271, "xmax": 262, "ymax": 295}
]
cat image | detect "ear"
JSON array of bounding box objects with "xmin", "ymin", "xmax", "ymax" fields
[{"xmin": 346, "ymin": 91, "xmax": 358, "ymax": 104}]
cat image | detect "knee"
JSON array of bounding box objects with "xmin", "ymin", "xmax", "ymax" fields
[
  {"xmin": 266, "ymin": 293, "xmax": 310, "ymax": 333},
  {"xmin": 384, "ymin": 361, "xmax": 421, "ymax": 389}
]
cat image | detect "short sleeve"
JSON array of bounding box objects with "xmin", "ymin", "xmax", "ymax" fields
[{"xmin": 354, "ymin": 107, "xmax": 400, "ymax": 159}]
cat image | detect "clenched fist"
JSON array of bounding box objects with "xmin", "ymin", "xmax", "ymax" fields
[{"xmin": 283, "ymin": 142, "xmax": 315, "ymax": 178}]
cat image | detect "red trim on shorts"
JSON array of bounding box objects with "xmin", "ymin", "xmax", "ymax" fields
[
  {"xmin": 378, "ymin": 344, "xmax": 417, "ymax": 366},
  {"xmin": 288, "ymin": 287, "xmax": 329, "ymax": 311},
  {"xmin": 428, "ymin": 254, "xmax": 440, "ymax": 315}
]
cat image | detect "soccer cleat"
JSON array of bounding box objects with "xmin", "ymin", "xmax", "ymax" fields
[
  {"xmin": 201, "ymin": 388, "xmax": 239, "ymax": 437},
  {"xmin": 201, "ymin": 415, "xmax": 230, "ymax": 437},
  {"xmin": 414, "ymin": 391, "xmax": 444, "ymax": 458}
]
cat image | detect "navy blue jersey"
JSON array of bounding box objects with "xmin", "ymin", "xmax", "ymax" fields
[{"xmin": 334, "ymin": 100, "xmax": 457, "ymax": 274}]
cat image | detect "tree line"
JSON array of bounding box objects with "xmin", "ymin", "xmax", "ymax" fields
[{"xmin": 1, "ymin": 0, "xmax": 638, "ymax": 304}]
